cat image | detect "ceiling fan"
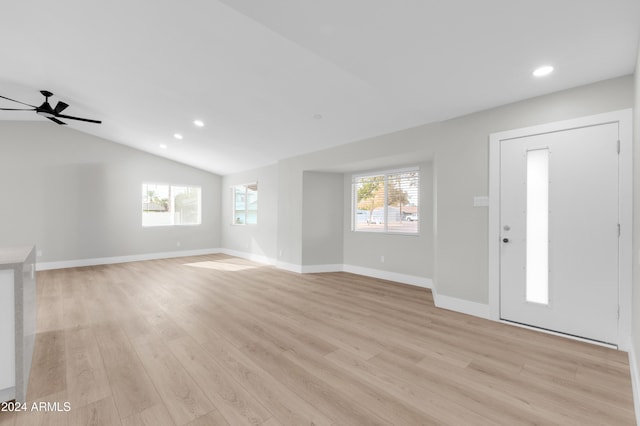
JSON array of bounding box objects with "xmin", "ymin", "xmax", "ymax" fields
[{"xmin": 0, "ymin": 90, "xmax": 101, "ymax": 125}]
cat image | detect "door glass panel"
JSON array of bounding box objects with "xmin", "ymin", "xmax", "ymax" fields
[{"xmin": 526, "ymin": 148, "xmax": 549, "ymax": 304}]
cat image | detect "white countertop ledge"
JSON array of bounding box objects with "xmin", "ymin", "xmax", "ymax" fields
[{"xmin": 0, "ymin": 247, "xmax": 35, "ymax": 267}]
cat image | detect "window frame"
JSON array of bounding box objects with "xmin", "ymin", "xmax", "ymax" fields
[
  {"xmin": 232, "ymin": 182, "xmax": 258, "ymax": 226},
  {"xmin": 351, "ymin": 166, "xmax": 420, "ymax": 236},
  {"xmin": 141, "ymin": 182, "xmax": 202, "ymax": 227}
]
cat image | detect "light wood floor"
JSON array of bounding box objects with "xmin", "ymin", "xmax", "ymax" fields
[{"xmin": 0, "ymin": 254, "xmax": 635, "ymax": 425}]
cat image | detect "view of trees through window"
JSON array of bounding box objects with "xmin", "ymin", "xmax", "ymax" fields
[
  {"xmin": 353, "ymin": 169, "xmax": 419, "ymax": 233},
  {"xmin": 142, "ymin": 183, "xmax": 201, "ymax": 226},
  {"xmin": 233, "ymin": 183, "xmax": 258, "ymax": 225}
]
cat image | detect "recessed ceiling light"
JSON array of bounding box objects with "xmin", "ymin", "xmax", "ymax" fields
[
  {"xmin": 193, "ymin": 120, "xmax": 204, "ymax": 127},
  {"xmin": 533, "ymin": 65, "xmax": 554, "ymax": 77},
  {"xmin": 313, "ymin": 114, "xmax": 323, "ymax": 119},
  {"xmin": 173, "ymin": 133, "xmax": 183, "ymax": 140},
  {"xmin": 159, "ymin": 144, "xmax": 168, "ymax": 149}
]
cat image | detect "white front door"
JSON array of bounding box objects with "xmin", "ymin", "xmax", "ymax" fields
[{"xmin": 499, "ymin": 122, "xmax": 619, "ymax": 344}]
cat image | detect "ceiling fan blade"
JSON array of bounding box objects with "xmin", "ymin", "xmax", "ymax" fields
[
  {"xmin": 47, "ymin": 117, "xmax": 67, "ymax": 125},
  {"xmin": 0, "ymin": 94, "xmax": 36, "ymax": 108},
  {"xmin": 0, "ymin": 108, "xmax": 34, "ymax": 111},
  {"xmin": 56, "ymin": 114, "xmax": 102, "ymax": 124},
  {"xmin": 54, "ymin": 101, "xmax": 69, "ymax": 114}
]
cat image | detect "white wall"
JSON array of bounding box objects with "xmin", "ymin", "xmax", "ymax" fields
[
  {"xmin": 275, "ymin": 127, "xmax": 436, "ymax": 268},
  {"xmin": 277, "ymin": 161, "xmax": 305, "ymax": 266},
  {"xmin": 342, "ymin": 161, "xmax": 433, "ymax": 279},
  {"xmin": 221, "ymin": 164, "xmax": 278, "ymax": 262},
  {"xmin": 0, "ymin": 122, "xmax": 221, "ymax": 264},
  {"xmin": 631, "ymin": 43, "xmax": 640, "ymax": 411},
  {"xmin": 271, "ymin": 75, "xmax": 633, "ymax": 303},
  {"xmin": 433, "ymin": 76, "xmax": 633, "ymax": 302},
  {"xmin": 301, "ymin": 171, "xmax": 343, "ymax": 267}
]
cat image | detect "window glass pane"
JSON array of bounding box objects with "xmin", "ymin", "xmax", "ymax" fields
[
  {"xmin": 234, "ymin": 186, "xmax": 246, "ymax": 224},
  {"xmin": 246, "ymin": 183, "xmax": 258, "ymax": 225},
  {"xmin": 352, "ymin": 170, "xmax": 419, "ymax": 234},
  {"xmin": 526, "ymin": 149, "xmax": 549, "ymax": 305},
  {"xmin": 232, "ymin": 183, "xmax": 258, "ymax": 225},
  {"xmin": 234, "ymin": 212, "xmax": 246, "ymax": 225},
  {"xmin": 387, "ymin": 172, "xmax": 419, "ymax": 234},
  {"xmin": 354, "ymin": 175, "xmax": 385, "ymax": 232},
  {"xmin": 173, "ymin": 186, "xmax": 201, "ymax": 225},
  {"xmin": 142, "ymin": 183, "xmax": 201, "ymax": 227},
  {"xmin": 142, "ymin": 183, "xmax": 171, "ymax": 226}
]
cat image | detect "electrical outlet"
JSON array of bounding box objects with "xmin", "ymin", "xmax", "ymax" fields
[
  {"xmin": 176, "ymin": 241, "xmax": 181, "ymax": 247},
  {"xmin": 380, "ymin": 255, "xmax": 385, "ymax": 263},
  {"xmin": 36, "ymin": 250, "xmax": 43, "ymax": 257}
]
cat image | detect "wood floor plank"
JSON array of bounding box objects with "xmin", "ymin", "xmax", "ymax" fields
[
  {"xmin": 131, "ymin": 338, "xmax": 214, "ymax": 425},
  {"xmin": 35, "ymin": 295, "xmax": 64, "ymax": 334},
  {"xmin": 167, "ymin": 336, "xmax": 272, "ymax": 426},
  {"xmin": 261, "ymin": 418, "xmax": 283, "ymax": 426},
  {"xmin": 465, "ymin": 355, "xmax": 635, "ymax": 424},
  {"xmin": 0, "ymin": 412, "xmax": 15, "ymax": 426},
  {"xmin": 27, "ymin": 331, "xmax": 66, "ymax": 401},
  {"xmin": 19, "ymin": 254, "xmax": 635, "ymax": 425},
  {"xmin": 145, "ymin": 311, "xmax": 188, "ymax": 342},
  {"xmin": 104, "ymin": 360, "xmax": 161, "ymax": 420},
  {"xmin": 324, "ymin": 348, "xmax": 499, "ymax": 425},
  {"xmin": 520, "ymin": 362, "xmax": 632, "ymax": 411},
  {"xmin": 383, "ymin": 350, "xmax": 570, "ymax": 425},
  {"xmin": 197, "ymin": 334, "xmax": 335, "ymax": 426},
  {"xmin": 93, "ymin": 324, "xmax": 162, "ymax": 419},
  {"xmin": 118, "ymin": 314, "xmax": 157, "ymax": 343},
  {"xmin": 184, "ymin": 409, "xmax": 229, "ymax": 426},
  {"xmin": 62, "ymin": 293, "xmax": 89, "ymax": 330},
  {"xmin": 121, "ymin": 403, "xmax": 177, "ymax": 426},
  {"xmin": 68, "ymin": 396, "xmax": 121, "ymax": 426},
  {"xmin": 412, "ymin": 348, "xmax": 636, "ymax": 425},
  {"xmin": 281, "ymin": 347, "xmax": 442, "ymax": 425},
  {"xmin": 162, "ymin": 308, "xmax": 220, "ymax": 346},
  {"xmin": 239, "ymin": 340, "xmax": 389, "ymax": 425},
  {"xmin": 64, "ymin": 327, "xmax": 111, "ymax": 408}
]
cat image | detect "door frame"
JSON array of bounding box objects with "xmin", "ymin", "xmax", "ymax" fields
[{"xmin": 488, "ymin": 109, "xmax": 632, "ymax": 350}]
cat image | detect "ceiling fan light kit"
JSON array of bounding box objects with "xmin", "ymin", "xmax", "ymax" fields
[{"xmin": 0, "ymin": 90, "xmax": 101, "ymax": 125}]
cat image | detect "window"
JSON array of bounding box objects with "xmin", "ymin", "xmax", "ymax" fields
[
  {"xmin": 233, "ymin": 183, "xmax": 258, "ymax": 225},
  {"xmin": 142, "ymin": 183, "xmax": 201, "ymax": 227},
  {"xmin": 525, "ymin": 149, "xmax": 549, "ymax": 305},
  {"xmin": 352, "ymin": 168, "xmax": 419, "ymax": 234}
]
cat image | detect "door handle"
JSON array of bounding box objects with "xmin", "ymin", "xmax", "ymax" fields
[{"xmin": 502, "ymin": 238, "xmax": 509, "ymax": 243}]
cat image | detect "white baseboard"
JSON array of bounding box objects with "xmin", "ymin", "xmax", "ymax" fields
[
  {"xmin": 301, "ymin": 264, "xmax": 343, "ymax": 274},
  {"xmin": 431, "ymin": 289, "xmax": 490, "ymax": 319},
  {"xmin": 219, "ymin": 249, "xmax": 276, "ymax": 266},
  {"xmin": 342, "ymin": 264, "xmax": 432, "ymax": 288},
  {"xmin": 276, "ymin": 261, "xmax": 303, "ymax": 273},
  {"xmin": 277, "ymin": 262, "xmax": 431, "ymax": 288},
  {"xmin": 36, "ymin": 248, "xmax": 222, "ymax": 271},
  {"xmin": 273, "ymin": 261, "xmax": 432, "ymax": 289},
  {"xmin": 629, "ymin": 340, "xmax": 640, "ymax": 424},
  {"xmin": 0, "ymin": 386, "xmax": 15, "ymax": 403}
]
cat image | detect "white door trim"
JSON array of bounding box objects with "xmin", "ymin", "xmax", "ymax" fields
[{"xmin": 488, "ymin": 109, "xmax": 633, "ymax": 350}]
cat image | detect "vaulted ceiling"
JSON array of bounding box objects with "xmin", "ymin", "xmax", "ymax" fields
[{"xmin": 1, "ymin": 1, "xmax": 638, "ymax": 175}]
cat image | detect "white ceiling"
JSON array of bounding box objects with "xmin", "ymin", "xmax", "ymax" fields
[{"xmin": 1, "ymin": 1, "xmax": 638, "ymax": 175}]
